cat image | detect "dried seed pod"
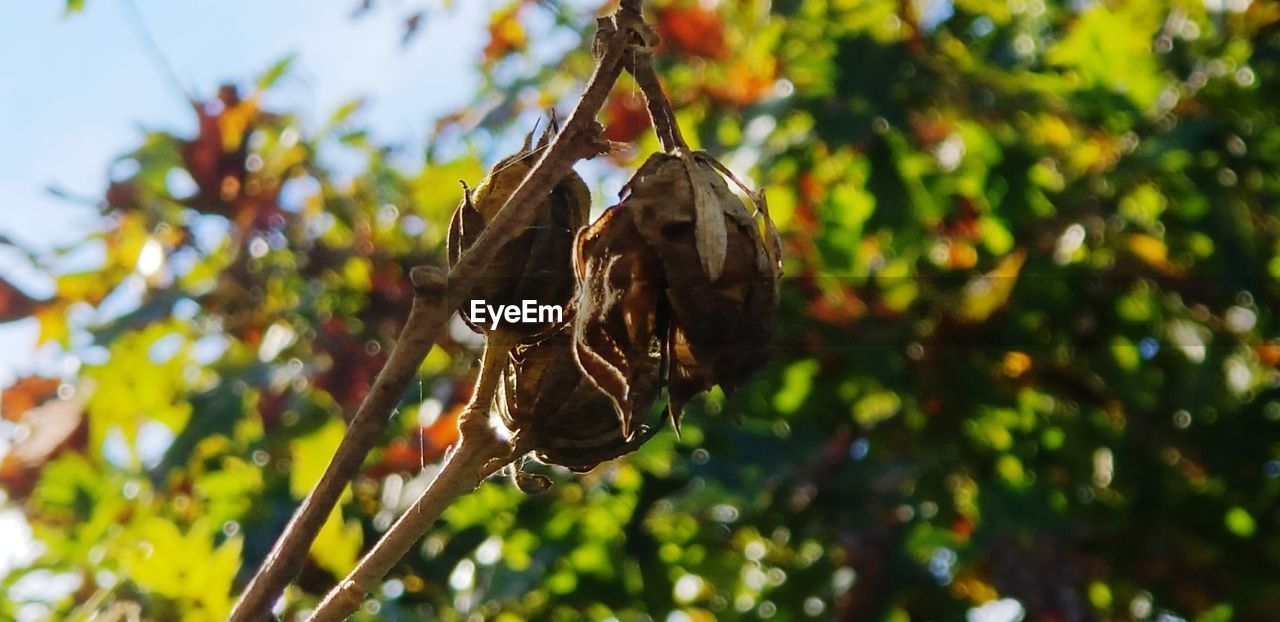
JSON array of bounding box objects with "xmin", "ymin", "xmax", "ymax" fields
[
  {"xmin": 498, "ymin": 326, "xmax": 662, "ymax": 472},
  {"xmin": 447, "ymin": 122, "xmax": 591, "ymax": 338},
  {"xmin": 571, "ymin": 205, "xmax": 668, "ymax": 438},
  {"xmin": 573, "ymin": 151, "xmax": 781, "ymax": 432}
]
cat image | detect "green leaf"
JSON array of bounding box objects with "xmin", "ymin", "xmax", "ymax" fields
[
  {"xmin": 1046, "ymin": 3, "xmax": 1166, "ymax": 113},
  {"xmin": 327, "ymin": 98, "xmax": 366, "ymax": 129},
  {"xmin": 255, "ymin": 54, "xmax": 296, "ymax": 91},
  {"xmin": 1225, "ymin": 507, "xmax": 1256, "ymax": 538}
]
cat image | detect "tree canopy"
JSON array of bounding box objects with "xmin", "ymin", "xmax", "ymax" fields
[{"xmin": 3, "ymin": 0, "xmax": 1280, "ymax": 620}]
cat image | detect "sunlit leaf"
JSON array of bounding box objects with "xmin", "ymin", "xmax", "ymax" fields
[{"xmin": 957, "ymin": 249, "xmax": 1025, "ymax": 322}]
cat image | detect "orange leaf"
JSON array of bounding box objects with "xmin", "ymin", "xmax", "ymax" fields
[
  {"xmin": 365, "ymin": 406, "xmax": 460, "ymax": 478},
  {"xmin": 1259, "ymin": 342, "xmax": 1280, "ymax": 367},
  {"xmin": 483, "ymin": 2, "xmax": 528, "ymax": 65},
  {"xmin": 2, "ymin": 376, "xmax": 61, "ymax": 421},
  {"xmin": 656, "ymin": 6, "xmax": 727, "ymax": 59},
  {"xmin": 706, "ymin": 61, "xmax": 776, "ymax": 106}
]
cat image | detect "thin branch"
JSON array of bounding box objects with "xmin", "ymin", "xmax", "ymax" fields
[
  {"xmin": 627, "ymin": 48, "xmax": 686, "ymax": 152},
  {"xmin": 228, "ymin": 6, "xmax": 645, "ymax": 619},
  {"xmin": 622, "ymin": 17, "xmax": 687, "ymax": 153},
  {"xmin": 119, "ymin": 0, "xmax": 193, "ymax": 104},
  {"xmin": 439, "ymin": 20, "xmax": 632, "ymax": 317},
  {"xmin": 304, "ymin": 334, "xmax": 517, "ymax": 622},
  {"xmin": 229, "ymin": 266, "xmax": 453, "ymax": 622}
]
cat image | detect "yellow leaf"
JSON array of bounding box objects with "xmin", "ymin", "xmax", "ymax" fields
[
  {"xmin": 342, "ymin": 256, "xmax": 372, "ymax": 292},
  {"xmin": 1002, "ymin": 351, "xmax": 1032, "ymax": 378},
  {"xmin": 958, "ymin": 249, "xmax": 1026, "ymax": 323},
  {"xmin": 289, "ymin": 417, "xmax": 347, "ymax": 499},
  {"xmin": 119, "ymin": 516, "xmax": 241, "ymax": 622},
  {"xmin": 311, "ymin": 507, "xmax": 363, "ymax": 578},
  {"xmin": 34, "ymin": 303, "xmax": 69, "ymax": 346},
  {"xmin": 56, "ymin": 271, "xmax": 115, "ymax": 305},
  {"xmin": 220, "ymin": 96, "xmax": 260, "ymax": 152},
  {"xmin": 1127, "ymin": 233, "xmax": 1177, "ymax": 274},
  {"xmin": 419, "ymin": 344, "xmax": 452, "ymax": 376},
  {"xmin": 84, "ymin": 322, "xmax": 194, "ymax": 461},
  {"xmin": 106, "ymin": 211, "xmax": 150, "ymax": 273}
]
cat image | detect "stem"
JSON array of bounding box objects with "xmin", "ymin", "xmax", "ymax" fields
[
  {"xmin": 304, "ymin": 335, "xmax": 516, "ymax": 622},
  {"xmin": 628, "ymin": 50, "xmax": 686, "ymax": 152},
  {"xmin": 229, "ymin": 6, "xmax": 647, "ymax": 619},
  {"xmin": 230, "ymin": 267, "xmax": 451, "ymax": 622},
  {"xmin": 440, "ymin": 20, "xmax": 631, "ymax": 321}
]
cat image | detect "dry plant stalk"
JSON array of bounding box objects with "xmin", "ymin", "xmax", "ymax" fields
[
  {"xmin": 233, "ymin": 0, "xmax": 782, "ymax": 618},
  {"xmin": 228, "ymin": 3, "xmax": 650, "ymax": 621}
]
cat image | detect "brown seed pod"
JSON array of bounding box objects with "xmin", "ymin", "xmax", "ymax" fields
[
  {"xmin": 570, "ymin": 203, "xmax": 668, "ymax": 438},
  {"xmin": 498, "ymin": 325, "xmax": 662, "ymax": 473},
  {"xmin": 447, "ymin": 122, "xmax": 591, "ymax": 338},
  {"xmin": 573, "ymin": 150, "xmax": 781, "ymax": 433}
]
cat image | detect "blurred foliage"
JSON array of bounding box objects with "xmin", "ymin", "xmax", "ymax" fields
[{"xmin": 5, "ymin": 0, "xmax": 1280, "ymax": 620}]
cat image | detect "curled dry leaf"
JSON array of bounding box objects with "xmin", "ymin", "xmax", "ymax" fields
[
  {"xmin": 498, "ymin": 326, "xmax": 662, "ymax": 473},
  {"xmin": 447, "ymin": 121, "xmax": 591, "ymax": 339},
  {"xmin": 573, "ymin": 151, "xmax": 781, "ymax": 434}
]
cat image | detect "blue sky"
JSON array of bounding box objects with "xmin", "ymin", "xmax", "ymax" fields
[
  {"xmin": 0, "ymin": 0, "xmax": 494, "ymax": 387},
  {"xmin": 0, "ymin": 0, "xmax": 497, "ymax": 580}
]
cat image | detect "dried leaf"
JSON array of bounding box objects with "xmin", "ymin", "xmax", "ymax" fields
[
  {"xmin": 679, "ymin": 149, "xmax": 729, "ymax": 281},
  {"xmin": 665, "ymin": 324, "xmax": 707, "ymax": 432}
]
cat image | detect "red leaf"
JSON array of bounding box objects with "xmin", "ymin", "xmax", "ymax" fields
[
  {"xmin": 314, "ymin": 319, "xmax": 388, "ymax": 412},
  {"xmin": 602, "ymin": 91, "xmax": 652, "ymax": 145},
  {"xmin": 0, "ymin": 276, "xmax": 44, "ymax": 324}
]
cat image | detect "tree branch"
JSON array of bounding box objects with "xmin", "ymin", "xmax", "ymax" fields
[
  {"xmin": 230, "ymin": 266, "xmax": 452, "ymax": 622},
  {"xmin": 228, "ymin": 5, "xmax": 645, "ymax": 620},
  {"xmin": 627, "ymin": 44, "xmax": 687, "ymax": 153},
  {"xmin": 304, "ymin": 334, "xmax": 516, "ymax": 622}
]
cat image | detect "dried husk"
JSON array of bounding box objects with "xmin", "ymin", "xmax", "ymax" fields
[
  {"xmin": 571, "ymin": 205, "xmax": 668, "ymax": 438},
  {"xmin": 573, "ymin": 151, "xmax": 781, "ymax": 432},
  {"xmin": 498, "ymin": 325, "xmax": 662, "ymax": 472},
  {"xmin": 447, "ymin": 127, "xmax": 591, "ymax": 338}
]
